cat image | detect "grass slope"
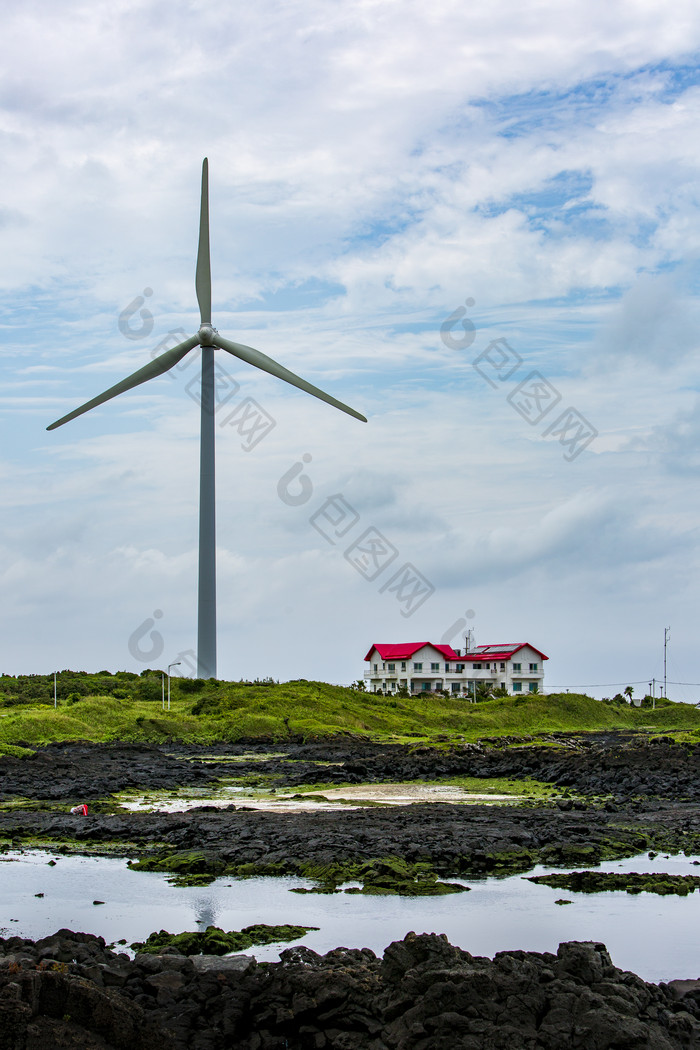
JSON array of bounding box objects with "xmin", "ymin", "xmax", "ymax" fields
[{"xmin": 0, "ymin": 676, "xmax": 698, "ymax": 748}]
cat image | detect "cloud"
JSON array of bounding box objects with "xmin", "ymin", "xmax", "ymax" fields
[
  {"xmin": 646, "ymin": 395, "xmax": 700, "ymax": 474},
  {"xmin": 591, "ymin": 270, "xmax": 700, "ymax": 366},
  {"xmin": 1, "ymin": 1, "xmax": 700, "ymax": 698}
]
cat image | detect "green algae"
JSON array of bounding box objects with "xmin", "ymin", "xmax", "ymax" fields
[
  {"xmin": 529, "ymin": 871, "xmax": 700, "ymax": 896},
  {"xmin": 131, "ymin": 922, "xmax": 319, "ymax": 955},
  {"xmin": 293, "ymin": 856, "xmax": 469, "ymax": 896},
  {"xmin": 128, "ymin": 849, "xmax": 227, "ymax": 886}
]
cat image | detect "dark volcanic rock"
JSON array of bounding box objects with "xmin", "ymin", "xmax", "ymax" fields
[
  {"xmin": 0, "ymin": 741, "xmax": 214, "ymax": 801},
  {"xmin": 0, "ymin": 930, "xmax": 698, "ymax": 1048},
  {"xmin": 4, "ymin": 733, "xmax": 700, "ymax": 805},
  {"xmin": 1, "ymin": 798, "xmax": 700, "ymax": 880}
]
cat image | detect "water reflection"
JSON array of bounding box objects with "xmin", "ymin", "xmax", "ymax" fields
[
  {"xmin": 1, "ymin": 850, "xmax": 699, "ymax": 983},
  {"xmin": 194, "ymin": 896, "xmax": 219, "ymax": 929}
]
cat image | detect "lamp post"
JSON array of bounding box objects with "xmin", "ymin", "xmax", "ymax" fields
[
  {"xmin": 161, "ymin": 672, "xmax": 165, "ymax": 711},
  {"xmin": 167, "ymin": 662, "xmax": 181, "ymax": 711}
]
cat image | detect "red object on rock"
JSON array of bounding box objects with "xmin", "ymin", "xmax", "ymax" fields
[{"xmin": 70, "ymin": 803, "xmax": 88, "ymax": 815}]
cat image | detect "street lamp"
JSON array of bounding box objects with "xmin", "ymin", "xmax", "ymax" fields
[{"xmin": 167, "ymin": 662, "xmax": 181, "ymax": 711}]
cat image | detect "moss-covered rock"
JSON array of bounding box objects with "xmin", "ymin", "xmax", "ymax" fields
[
  {"xmin": 539, "ymin": 844, "xmax": 603, "ymax": 866},
  {"xmin": 291, "ymin": 856, "xmax": 469, "ymax": 896},
  {"xmin": 349, "ymin": 858, "xmax": 468, "ymax": 896},
  {"xmin": 131, "ymin": 923, "xmax": 318, "ymax": 955},
  {"xmin": 128, "ymin": 850, "xmax": 227, "ymax": 886},
  {"xmin": 528, "ymin": 871, "xmax": 700, "ymax": 896}
]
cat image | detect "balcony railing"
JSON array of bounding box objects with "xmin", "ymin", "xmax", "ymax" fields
[{"xmin": 364, "ymin": 668, "xmax": 544, "ymax": 680}]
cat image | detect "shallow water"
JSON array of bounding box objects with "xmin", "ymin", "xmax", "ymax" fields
[
  {"xmin": 118, "ymin": 782, "xmax": 522, "ymax": 813},
  {"xmin": 1, "ymin": 850, "xmax": 699, "ymax": 983}
]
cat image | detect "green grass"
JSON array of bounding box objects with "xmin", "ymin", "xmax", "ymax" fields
[{"xmin": 0, "ymin": 679, "xmax": 698, "ymax": 746}]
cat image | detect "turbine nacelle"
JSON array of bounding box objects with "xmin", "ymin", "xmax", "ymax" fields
[{"xmin": 198, "ymin": 324, "xmax": 217, "ymax": 346}]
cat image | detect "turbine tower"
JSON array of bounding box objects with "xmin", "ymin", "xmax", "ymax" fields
[{"xmin": 48, "ymin": 159, "xmax": 366, "ymax": 679}]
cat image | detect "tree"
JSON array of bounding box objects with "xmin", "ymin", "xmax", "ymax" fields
[{"xmin": 624, "ymin": 685, "xmax": 634, "ymax": 702}]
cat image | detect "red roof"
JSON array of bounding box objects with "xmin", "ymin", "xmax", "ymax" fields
[
  {"xmin": 364, "ymin": 642, "xmax": 548, "ymax": 662},
  {"xmin": 364, "ymin": 642, "xmax": 462, "ymax": 662}
]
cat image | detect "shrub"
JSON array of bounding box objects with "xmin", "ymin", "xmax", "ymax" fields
[
  {"xmin": 136, "ymin": 678, "xmax": 163, "ymax": 702},
  {"xmin": 179, "ymin": 678, "xmax": 206, "ymax": 694}
]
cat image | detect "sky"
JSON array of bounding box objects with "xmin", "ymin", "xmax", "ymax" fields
[{"xmin": 1, "ymin": 0, "xmax": 700, "ymax": 698}]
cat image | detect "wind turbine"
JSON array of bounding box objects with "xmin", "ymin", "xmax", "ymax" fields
[{"xmin": 48, "ymin": 158, "xmax": 367, "ymax": 679}]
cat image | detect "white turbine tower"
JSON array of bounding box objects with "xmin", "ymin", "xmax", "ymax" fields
[{"xmin": 48, "ymin": 158, "xmax": 367, "ymax": 679}]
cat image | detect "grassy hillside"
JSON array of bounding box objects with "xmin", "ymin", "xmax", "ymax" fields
[{"xmin": 0, "ymin": 673, "xmax": 698, "ymax": 749}]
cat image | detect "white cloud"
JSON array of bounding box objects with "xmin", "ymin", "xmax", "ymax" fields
[{"xmin": 0, "ymin": 1, "xmax": 699, "ymax": 697}]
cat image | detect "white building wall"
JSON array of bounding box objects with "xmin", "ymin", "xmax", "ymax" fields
[{"xmin": 364, "ymin": 643, "xmax": 546, "ymax": 695}]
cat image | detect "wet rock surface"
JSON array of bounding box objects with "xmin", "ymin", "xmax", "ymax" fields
[
  {"xmin": 528, "ymin": 871, "xmax": 700, "ymax": 895},
  {"xmin": 3, "ymin": 733, "xmax": 700, "ymax": 803},
  {"xmin": 187, "ymin": 733, "xmax": 700, "ymax": 804},
  {"xmin": 1, "ymin": 798, "xmax": 699, "ymax": 881},
  {"xmin": 1, "ymin": 738, "xmax": 700, "ymax": 882},
  {"xmin": 0, "ymin": 929, "xmax": 698, "ymax": 1049},
  {"xmin": 2, "ymin": 738, "xmax": 700, "ymax": 1044}
]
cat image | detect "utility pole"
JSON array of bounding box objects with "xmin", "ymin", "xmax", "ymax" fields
[
  {"xmin": 652, "ymin": 678, "xmax": 656, "ymax": 711},
  {"xmin": 664, "ymin": 627, "xmax": 670, "ymax": 699}
]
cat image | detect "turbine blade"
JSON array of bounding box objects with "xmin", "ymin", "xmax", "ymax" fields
[
  {"xmin": 212, "ymin": 332, "xmax": 367, "ymax": 422},
  {"xmin": 47, "ymin": 334, "xmax": 200, "ymax": 430},
  {"xmin": 195, "ymin": 157, "xmax": 212, "ymax": 325}
]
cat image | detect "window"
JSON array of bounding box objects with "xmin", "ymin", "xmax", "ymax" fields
[
  {"xmin": 413, "ymin": 662, "xmax": 423, "ymax": 671},
  {"xmin": 401, "ymin": 661, "xmax": 406, "ymax": 671},
  {"xmin": 456, "ymin": 663, "xmax": 465, "ymax": 672},
  {"xmin": 451, "ymin": 683, "xmax": 461, "ymax": 693},
  {"xmin": 388, "ymin": 663, "xmax": 395, "ymax": 672},
  {"xmin": 473, "ymin": 663, "xmax": 482, "ymax": 669},
  {"xmin": 500, "ymin": 662, "xmax": 506, "ymax": 672},
  {"xmin": 512, "ymin": 662, "xmax": 521, "ymax": 672},
  {"xmin": 529, "ymin": 663, "xmax": 538, "ymax": 672},
  {"xmin": 373, "ymin": 663, "xmax": 378, "ymax": 673},
  {"xmin": 513, "ymin": 682, "xmax": 522, "ymax": 692},
  {"xmin": 421, "ymin": 682, "xmax": 430, "ymax": 691},
  {"xmin": 431, "ymin": 662, "xmax": 439, "ymax": 671},
  {"xmin": 444, "ymin": 663, "xmax": 451, "ymax": 672},
  {"xmin": 529, "ymin": 682, "xmax": 537, "ymax": 692}
]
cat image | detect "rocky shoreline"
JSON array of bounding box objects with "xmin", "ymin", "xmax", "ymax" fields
[
  {"xmin": 2, "ymin": 928, "xmax": 700, "ymax": 1048},
  {"xmin": 2, "ymin": 735, "xmax": 700, "ymax": 1046},
  {"xmin": 2, "ymin": 738, "xmax": 700, "ymax": 885},
  {"xmin": 2, "ymin": 733, "xmax": 700, "ymax": 803}
]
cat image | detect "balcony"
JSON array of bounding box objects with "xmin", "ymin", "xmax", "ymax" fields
[{"xmin": 364, "ymin": 667, "xmax": 544, "ymax": 682}]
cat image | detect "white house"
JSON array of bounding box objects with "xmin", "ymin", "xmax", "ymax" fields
[{"xmin": 363, "ymin": 641, "xmax": 548, "ymax": 696}]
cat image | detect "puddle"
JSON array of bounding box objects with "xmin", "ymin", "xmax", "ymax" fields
[
  {"xmin": 118, "ymin": 782, "xmax": 523, "ymax": 813},
  {"xmin": 2, "ymin": 849, "xmax": 700, "ymax": 983}
]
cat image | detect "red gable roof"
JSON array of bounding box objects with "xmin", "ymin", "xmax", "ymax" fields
[
  {"xmin": 364, "ymin": 642, "xmax": 462, "ymax": 662},
  {"xmin": 364, "ymin": 642, "xmax": 548, "ymax": 662}
]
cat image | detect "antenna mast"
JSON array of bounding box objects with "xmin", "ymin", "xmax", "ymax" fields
[{"xmin": 664, "ymin": 626, "xmax": 670, "ymax": 699}]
